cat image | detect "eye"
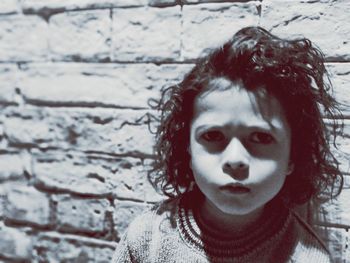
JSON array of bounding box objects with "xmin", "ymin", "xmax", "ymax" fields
[
  {"xmin": 201, "ymin": 130, "xmax": 225, "ymax": 142},
  {"xmin": 250, "ymin": 132, "xmax": 274, "ymax": 144}
]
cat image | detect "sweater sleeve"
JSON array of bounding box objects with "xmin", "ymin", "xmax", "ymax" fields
[
  {"xmin": 112, "ymin": 233, "xmax": 133, "ymax": 263},
  {"xmin": 112, "ymin": 209, "xmax": 156, "ymax": 263}
]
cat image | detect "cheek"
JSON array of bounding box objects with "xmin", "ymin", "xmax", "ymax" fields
[
  {"xmin": 190, "ymin": 150, "xmax": 216, "ymax": 177},
  {"xmin": 189, "ymin": 142, "xmax": 218, "ymax": 180},
  {"xmin": 250, "ymin": 158, "xmax": 289, "ymax": 182},
  {"xmin": 250, "ymin": 159, "xmax": 288, "ymax": 197}
]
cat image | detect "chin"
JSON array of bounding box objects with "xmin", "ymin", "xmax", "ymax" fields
[{"xmin": 215, "ymin": 201, "xmax": 264, "ymax": 217}]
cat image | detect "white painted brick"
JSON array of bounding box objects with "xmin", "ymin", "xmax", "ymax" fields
[
  {"xmin": 318, "ymin": 190, "xmax": 350, "ymax": 227},
  {"xmin": 112, "ymin": 6, "xmax": 181, "ymax": 62},
  {"xmin": 0, "ymin": 64, "xmax": 18, "ymax": 103},
  {"xmin": 17, "ymin": 63, "xmax": 193, "ymax": 108},
  {"xmin": 34, "ymin": 159, "xmax": 118, "ymax": 196},
  {"xmin": 49, "ymin": 10, "xmax": 111, "ymax": 61},
  {"xmin": 333, "ymin": 120, "xmax": 350, "ymax": 174},
  {"xmin": 55, "ymin": 195, "xmax": 111, "ymax": 234},
  {"xmin": 0, "ymin": 153, "xmax": 25, "ymax": 181},
  {"xmin": 0, "ymin": 222, "xmax": 32, "ymax": 259},
  {"xmin": 315, "ymin": 176, "xmax": 350, "ymax": 228},
  {"xmin": 3, "ymin": 116, "xmax": 55, "ymax": 148},
  {"xmin": 184, "ymin": 0, "xmax": 238, "ymax": 3},
  {"xmin": 149, "ymin": 0, "xmax": 177, "ymax": 7},
  {"xmin": 4, "ymin": 185, "xmax": 51, "ymax": 226},
  {"xmin": 114, "ymin": 0, "xmax": 147, "ymax": 6},
  {"xmin": 183, "ymin": 0, "xmax": 207, "ymax": 2},
  {"xmin": 35, "ymin": 232, "xmax": 115, "ymax": 262},
  {"xmin": 22, "ymin": 0, "xmax": 147, "ymax": 13},
  {"xmin": 313, "ymin": 226, "xmax": 349, "ymax": 263},
  {"xmin": 182, "ymin": 2, "xmax": 260, "ymax": 60},
  {"xmin": 0, "ymin": 15, "xmax": 48, "ymax": 61},
  {"xmin": 32, "ymin": 150, "xmax": 153, "ymax": 201},
  {"xmin": 261, "ymin": 0, "xmax": 350, "ymax": 61},
  {"xmin": 113, "ymin": 200, "xmax": 152, "ymax": 238},
  {"xmin": 0, "ymin": 185, "xmax": 6, "ymax": 218},
  {"xmin": 326, "ymin": 63, "xmax": 350, "ymax": 116},
  {"xmin": 0, "ymin": 0, "xmax": 19, "ymax": 14},
  {"xmin": 2, "ymin": 106, "xmax": 155, "ymax": 155},
  {"xmin": 142, "ymin": 158, "xmax": 166, "ymax": 203}
]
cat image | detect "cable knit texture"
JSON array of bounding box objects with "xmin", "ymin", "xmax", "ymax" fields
[{"xmin": 113, "ymin": 191, "xmax": 331, "ymax": 263}]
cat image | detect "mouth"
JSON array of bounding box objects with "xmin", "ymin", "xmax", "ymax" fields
[{"xmin": 219, "ymin": 184, "xmax": 251, "ymax": 194}]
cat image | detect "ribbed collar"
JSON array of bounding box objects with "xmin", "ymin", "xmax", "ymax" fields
[{"xmin": 176, "ymin": 190, "xmax": 292, "ymax": 260}]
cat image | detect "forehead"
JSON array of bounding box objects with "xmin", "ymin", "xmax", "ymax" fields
[{"xmin": 192, "ymin": 77, "xmax": 289, "ymax": 130}]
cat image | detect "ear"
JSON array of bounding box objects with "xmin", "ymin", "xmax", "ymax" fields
[{"xmin": 286, "ymin": 161, "xmax": 294, "ymax": 176}]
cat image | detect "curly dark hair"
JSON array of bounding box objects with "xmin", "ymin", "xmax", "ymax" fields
[{"xmin": 148, "ymin": 26, "xmax": 343, "ymax": 206}]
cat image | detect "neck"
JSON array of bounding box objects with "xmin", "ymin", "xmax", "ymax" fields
[
  {"xmin": 198, "ymin": 197, "xmax": 264, "ymax": 237},
  {"xmin": 177, "ymin": 190, "xmax": 292, "ymax": 259}
]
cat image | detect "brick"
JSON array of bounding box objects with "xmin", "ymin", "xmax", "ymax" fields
[
  {"xmin": 326, "ymin": 63, "xmax": 350, "ymax": 116},
  {"xmin": 182, "ymin": 2, "xmax": 260, "ymax": 60},
  {"xmin": 55, "ymin": 195, "xmax": 111, "ymax": 235},
  {"xmin": 17, "ymin": 63, "xmax": 193, "ymax": 108},
  {"xmin": 261, "ymin": 0, "xmax": 350, "ymax": 61},
  {"xmin": 184, "ymin": 0, "xmax": 250, "ymax": 3},
  {"xmin": 313, "ymin": 226, "xmax": 349, "ymax": 263},
  {"xmin": 0, "ymin": 153, "xmax": 26, "ymax": 181},
  {"xmin": 0, "ymin": 0, "xmax": 18, "ymax": 14},
  {"xmin": 0, "ymin": 64, "xmax": 18, "ymax": 104},
  {"xmin": 2, "ymin": 106, "xmax": 155, "ymax": 155},
  {"xmin": 113, "ymin": 200, "xmax": 152, "ymax": 238},
  {"xmin": 112, "ymin": 6, "xmax": 181, "ymax": 62},
  {"xmin": 0, "ymin": 222, "xmax": 32, "ymax": 260},
  {"xmin": 3, "ymin": 112, "xmax": 58, "ymax": 149},
  {"xmin": 143, "ymin": 178, "xmax": 166, "ymax": 203},
  {"xmin": 4, "ymin": 185, "xmax": 51, "ymax": 226},
  {"xmin": 34, "ymin": 232, "xmax": 115, "ymax": 263},
  {"xmin": 0, "ymin": 187, "xmax": 6, "ymax": 218},
  {"xmin": 32, "ymin": 151, "xmax": 154, "ymax": 201},
  {"xmin": 315, "ymin": 176, "xmax": 350, "ymax": 228},
  {"xmin": 22, "ymin": 0, "xmax": 147, "ymax": 14},
  {"xmin": 149, "ymin": 0, "xmax": 177, "ymax": 7},
  {"xmin": 113, "ymin": 0, "xmax": 147, "ymax": 6},
  {"xmin": 49, "ymin": 10, "xmax": 111, "ymax": 61},
  {"xmin": 0, "ymin": 121, "xmax": 5, "ymax": 149},
  {"xmin": 0, "ymin": 15, "xmax": 48, "ymax": 62},
  {"xmin": 33, "ymin": 155, "xmax": 118, "ymax": 197},
  {"xmin": 332, "ymin": 120, "xmax": 350, "ymax": 174}
]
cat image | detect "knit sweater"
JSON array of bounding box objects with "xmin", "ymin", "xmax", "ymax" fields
[{"xmin": 112, "ymin": 191, "xmax": 331, "ymax": 263}]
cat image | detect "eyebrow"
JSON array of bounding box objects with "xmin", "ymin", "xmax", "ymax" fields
[{"xmin": 194, "ymin": 122, "xmax": 282, "ymax": 133}]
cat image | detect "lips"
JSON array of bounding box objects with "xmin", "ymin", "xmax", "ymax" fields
[{"xmin": 219, "ymin": 184, "xmax": 251, "ymax": 194}]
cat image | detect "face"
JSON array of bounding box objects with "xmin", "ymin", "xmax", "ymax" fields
[{"xmin": 189, "ymin": 78, "xmax": 292, "ymax": 218}]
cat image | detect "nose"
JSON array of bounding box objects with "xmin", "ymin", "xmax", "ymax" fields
[{"xmin": 222, "ymin": 138, "xmax": 249, "ymax": 179}]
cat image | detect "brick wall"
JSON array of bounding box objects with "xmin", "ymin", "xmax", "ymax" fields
[{"xmin": 0, "ymin": 0, "xmax": 349, "ymax": 262}]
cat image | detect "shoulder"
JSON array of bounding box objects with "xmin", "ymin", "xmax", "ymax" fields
[
  {"xmin": 121, "ymin": 197, "xmax": 179, "ymax": 246},
  {"xmin": 113, "ymin": 197, "xmax": 180, "ymax": 262},
  {"xmin": 290, "ymin": 211, "xmax": 332, "ymax": 262},
  {"xmin": 123, "ymin": 208, "xmax": 154, "ymax": 241}
]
